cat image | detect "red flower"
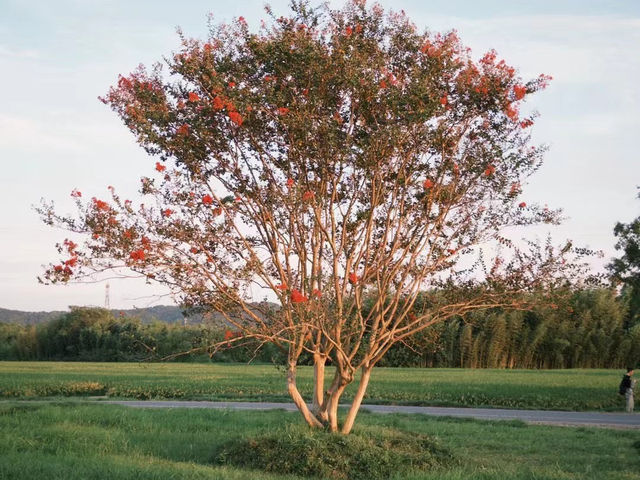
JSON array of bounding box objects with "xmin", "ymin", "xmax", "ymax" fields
[
  {"xmin": 440, "ymin": 95, "xmax": 448, "ymax": 105},
  {"xmin": 190, "ymin": 247, "xmax": 199, "ymax": 254},
  {"xmin": 355, "ymin": 24, "xmax": 362, "ymax": 34},
  {"xmin": 302, "ymin": 191, "xmax": 315, "ymax": 201},
  {"xmin": 155, "ymin": 162, "xmax": 166, "ymax": 172},
  {"xmin": 275, "ymin": 283, "xmax": 288, "ymax": 291},
  {"xmin": 54, "ymin": 265, "xmax": 63, "ymax": 273},
  {"xmin": 513, "ymin": 85, "xmax": 526, "ymax": 100},
  {"xmin": 212, "ymin": 96, "xmax": 225, "ymax": 110},
  {"xmin": 348, "ymin": 272, "xmax": 359, "ymax": 284},
  {"xmin": 278, "ymin": 107, "xmax": 290, "ymax": 115},
  {"xmin": 228, "ymin": 111, "xmax": 243, "ymax": 126},
  {"xmin": 379, "ymin": 79, "xmax": 387, "ymax": 89},
  {"xmin": 291, "ymin": 289, "xmax": 308, "ymax": 303},
  {"xmin": 423, "ymin": 179, "xmax": 434, "ymax": 189},
  {"xmin": 484, "ymin": 165, "xmax": 496, "ymax": 176},
  {"xmin": 92, "ymin": 198, "xmax": 109, "ymax": 212},
  {"xmin": 345, "ymin": 25, "xmax": 353, "ymax": 36},
  {"xmin": 519, "ymin": 202, "xmax": 527, "ymax": 208},
  {"xmin": 141, "ymin": 236, "xmax": 151, "ymax": 249},
  {"xmin": 64, "ymin": 239, "xmax": 77, "ymax": 254},
  {"xmin": 65, "ymin": 257, "xmax": 78, "ymax": 267},
  {"xmin": 286, "ymin": 178, "xmax": 294, "ymax": 187},
  {"xmin": 447, "ymin": 249, "xmax": 457, "ymax": 255},
  {"xmin": 213, "ymin": 207, "xmax": 223, "ymax": 216},
  {"xmin": 312, "ymin": 289, "xmax": 322, "ymax": 298},
  {"xmin": 92, "ymin": 234, "xmax": 100, "ymax": 240},
  {"xmin": 302, "ymin": 88, "xmax": 309, "ymax": 96},
  {"xmin": 188, "ymin": 92, "xmax": 200, "ymax": 102},
  {"xmin": 453, "ymin": 163, "xmax": 460, "ymax": 175},
  {"xmin": 224, "ymin": 329, "xmax": 234, "ymax": 340},
  {"xmin": 520, "ymin": 119, "xmax": 534, "ymax": 129},
  {"xmin": 264, "ymin": 75, "xmax": 273, "ymax": 82},
  {"xmin": 130, "ymin": 249, "xmax": 146, "ymax": 261},
  {"xmin": 162, "ymin": 209, "xmax": 173, "ymax": 217},
  {"xmin": 176, "ymin": 124, "xmax": 189, "ymax": 136},
  {"xmin": 63, "ymin": 266, "xmax": 73, "ymax": 275},
  {"xmin": 228, "ymin": 81, "xmax": 236, "ymax": 88},
  {"xmin": 202, "ymin": 194, "xmax": 214, "ymax": 205},
  {"xmin": 505, "ymin": 104, "xmax": 519, "ymax": 120},
  {"xmin": 70, "ymin": 189, "xmax": 82, "ymax": 198},
  {"xmin": 238, "ymin": 16, "xmax": 246, "ymax": 24}
]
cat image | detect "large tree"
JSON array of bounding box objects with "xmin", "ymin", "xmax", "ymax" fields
[
  {"xmin": 608, "ymin": 190, "xmax": 640, "ymax": 328},
  {"xmin": 40, "ymin": 1, "xmax": 585, "ymax": 433}
]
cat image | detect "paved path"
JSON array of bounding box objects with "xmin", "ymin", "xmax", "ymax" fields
[{"xmin": 103, "ymin": 400, "xmax": 640, "ymax": 429}]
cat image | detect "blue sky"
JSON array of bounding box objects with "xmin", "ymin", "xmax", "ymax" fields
[{"xmin": 1, "ymin": 0, "xmax": 639, "ymax": 311}]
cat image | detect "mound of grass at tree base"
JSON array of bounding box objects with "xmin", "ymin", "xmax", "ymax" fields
[{"xmin": 214, "ymin": 424, "xmax": 454, "ymax": 480}]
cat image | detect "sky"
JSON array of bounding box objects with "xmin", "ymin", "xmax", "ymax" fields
[{"xmin": 0, "ymin": 0, "xmax": 638, "ymax": 312}]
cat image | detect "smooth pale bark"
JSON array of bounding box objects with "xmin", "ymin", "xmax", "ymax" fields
[
  {"xmin": 341, "ymin": 367, "xmax": 372, "ymax": 434},
  {"xmin": 325, "ymin": 384, "xmax": 347, "ymax": 432},
  {"xmin": 311, "ymin": 354, "xmax": 328, "ymax": 422},
  {"xmin": 287, "ymin": 363, "xmax": 323, "ymax": 428}
]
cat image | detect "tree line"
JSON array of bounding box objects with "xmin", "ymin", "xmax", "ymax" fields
[{"xmin": 1, "ymin": 287, "xmax": 637, "ymax": 369}]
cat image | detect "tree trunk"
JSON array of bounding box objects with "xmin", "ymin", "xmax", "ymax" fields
[
  {"xmin": 325, "ymin": 383, "xmax": 347, "ymax": 432},
  {"xmin": 341, "ymin": 366, "xmax": 372, "ymax": 434},
  {"xmin": 287, "ymin": 361, "xmax": 323, "ymax": 428},
  {"xmin": 312, "ymin": 354, "xmax": 328, "ymax": 422}
]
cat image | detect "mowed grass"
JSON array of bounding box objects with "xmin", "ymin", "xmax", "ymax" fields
[
  {"xmin": 0, "ymin": 402, "xmax": 639, "ymax": 480},
  {"xmin": 0, "ymin": 361, "xmax": 627, "ymax": 411}
]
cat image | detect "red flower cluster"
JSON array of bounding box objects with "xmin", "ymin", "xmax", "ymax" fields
[
  {"xmin": 440, "ymin": 95, "xmax": 448, "ymax": 106},
  {"xmin": 155, "ymin": 162, "xmax": 166, "ymax": 172},
  {"xmin": 302, "ymin": 191, "xmax": 315, "ymax": 201},
  {"xmin": 520, "ymin": 119, "xmax": 534, "ymax": 129},
  {"xmin": 228, "ymin": 81, "xmax": 236, "ymax": 88},
  {"xmin": 278, "ymin": 107, "xmax": 290, "ymax": 115},
  {"xmin": 348, "ymin": 272, "xmax": 359, "ymax": 284},
  {"xmin": 130, "ymin": 249, "xmax": 146, "ymax": 261},
  {"xmin": 423, "ymin": 179, "xmax": 434, "ymax": 189},
  {"xmin": 202, "ymin": 194, "xmax": 214, "ymax": 205},
  {"xmin": 312, "ymin": 289, "xmax": 322, "ymax": 298},
  {"xmin": 291, "ymin": 289, "xmax": 308, "ymax": 303},
  {"xmin": 176, "ymin": 124, "xmax": 190, "ymax": 136},
  {"xmin": 64, "ymin": 239, "xmax": 77, "ymax": 254},
  {"xmin": 228, "ymin": 111, "xmax": 243, "ymax": 126},
  {"xmin": 64, "ymin": 257, "xmax": 78, "ymax": 267},
  {"xmin": 286, "ymin": 178, "xmax": 294, "ymax": 188},
  {"xmin": 345, "ymin": 25, "xmax": 353, "ymax": 36},
  {"xmin": 275, "ymin": 283, "xmax": 288, "ymax": 291},
  {"xmin": 519, "ymin": 202, "xmax": 527, "ymax": 208},
  {"xmin": 188, "ymin": 92, "xmax": 200, "ymax": 102},
  {"xmin": 484, "ymin": 165, "xmax": 496, "ymax": 176},
  {"xmin": 162, "ymin": 209, "xmax": 173, "ymax": 217},
  {"xmin": 513, "ymin": 85, "xmax": 526, "ymax": 100},
  {"xmin": 92, "ymin": 198, "xmax": 109, "ymax": 212},
  {"xmin": 71, "ymin": 189, "xmax": 82, "ymax": 198}
]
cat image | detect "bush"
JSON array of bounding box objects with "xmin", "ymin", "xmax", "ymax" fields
[{"xmin": 214, "ymin": 424, "xmax": 454, "ymax": 480}]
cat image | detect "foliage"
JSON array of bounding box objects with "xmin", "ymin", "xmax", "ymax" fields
[
  {"xmin": 608, "ymin": 189, "xmax": 640, "ymax": 328},
  {"xmin": 38, "ymin": 0, "xmax": 592, "ymax": 432},
  {"xmin": 215, "ymin": 423, "xmax": 452, "ymax": 480}
]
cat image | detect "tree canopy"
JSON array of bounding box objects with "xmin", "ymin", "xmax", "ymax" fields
[{"xmin": 39, "ymin": 0, "xmax": 588, "ymax": 433}]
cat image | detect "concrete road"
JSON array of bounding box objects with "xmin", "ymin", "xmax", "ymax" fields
[{"xmin": 102, "ymin": 400, "xmax": 640, "ymax": 429}]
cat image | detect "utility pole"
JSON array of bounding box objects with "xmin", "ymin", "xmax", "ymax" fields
[{"xmin": 105, "ymin": 283, "xmax": 110, "ymax": 310}]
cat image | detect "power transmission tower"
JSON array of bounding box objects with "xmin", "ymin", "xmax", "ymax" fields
[{"xmin": 105, "ymin": 283, "xmax": 110, "ymax": 309}]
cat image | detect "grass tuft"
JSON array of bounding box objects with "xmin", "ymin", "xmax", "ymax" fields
[{"xmin": 214, "ymin": 423, "xmax": 454, "ymax": 480}]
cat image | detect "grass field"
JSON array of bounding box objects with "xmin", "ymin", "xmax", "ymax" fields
[
  {"xmin": 0, "ymin": 401, "xmax": 639, "ymax": 480},
  {"xmin": 0, "ymin": 361, "xmax": 627, "ymax": 411}
]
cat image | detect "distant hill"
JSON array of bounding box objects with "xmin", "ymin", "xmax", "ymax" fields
[
  {"xmin": 0, "ymin": 303, "xmax": 276, "ymax": 326},
  {"xmin": 0, "ymin": 305, "xmax": 189, "ymax": 325}
]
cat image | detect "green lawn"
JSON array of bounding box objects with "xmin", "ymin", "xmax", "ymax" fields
[
  {"xmin": 0, "ymin": 402, "xmax": 639, "ymax": 480},
  {"xmin": 0, "ymin": 361, "xmax": 627, "ymax": 411}
]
